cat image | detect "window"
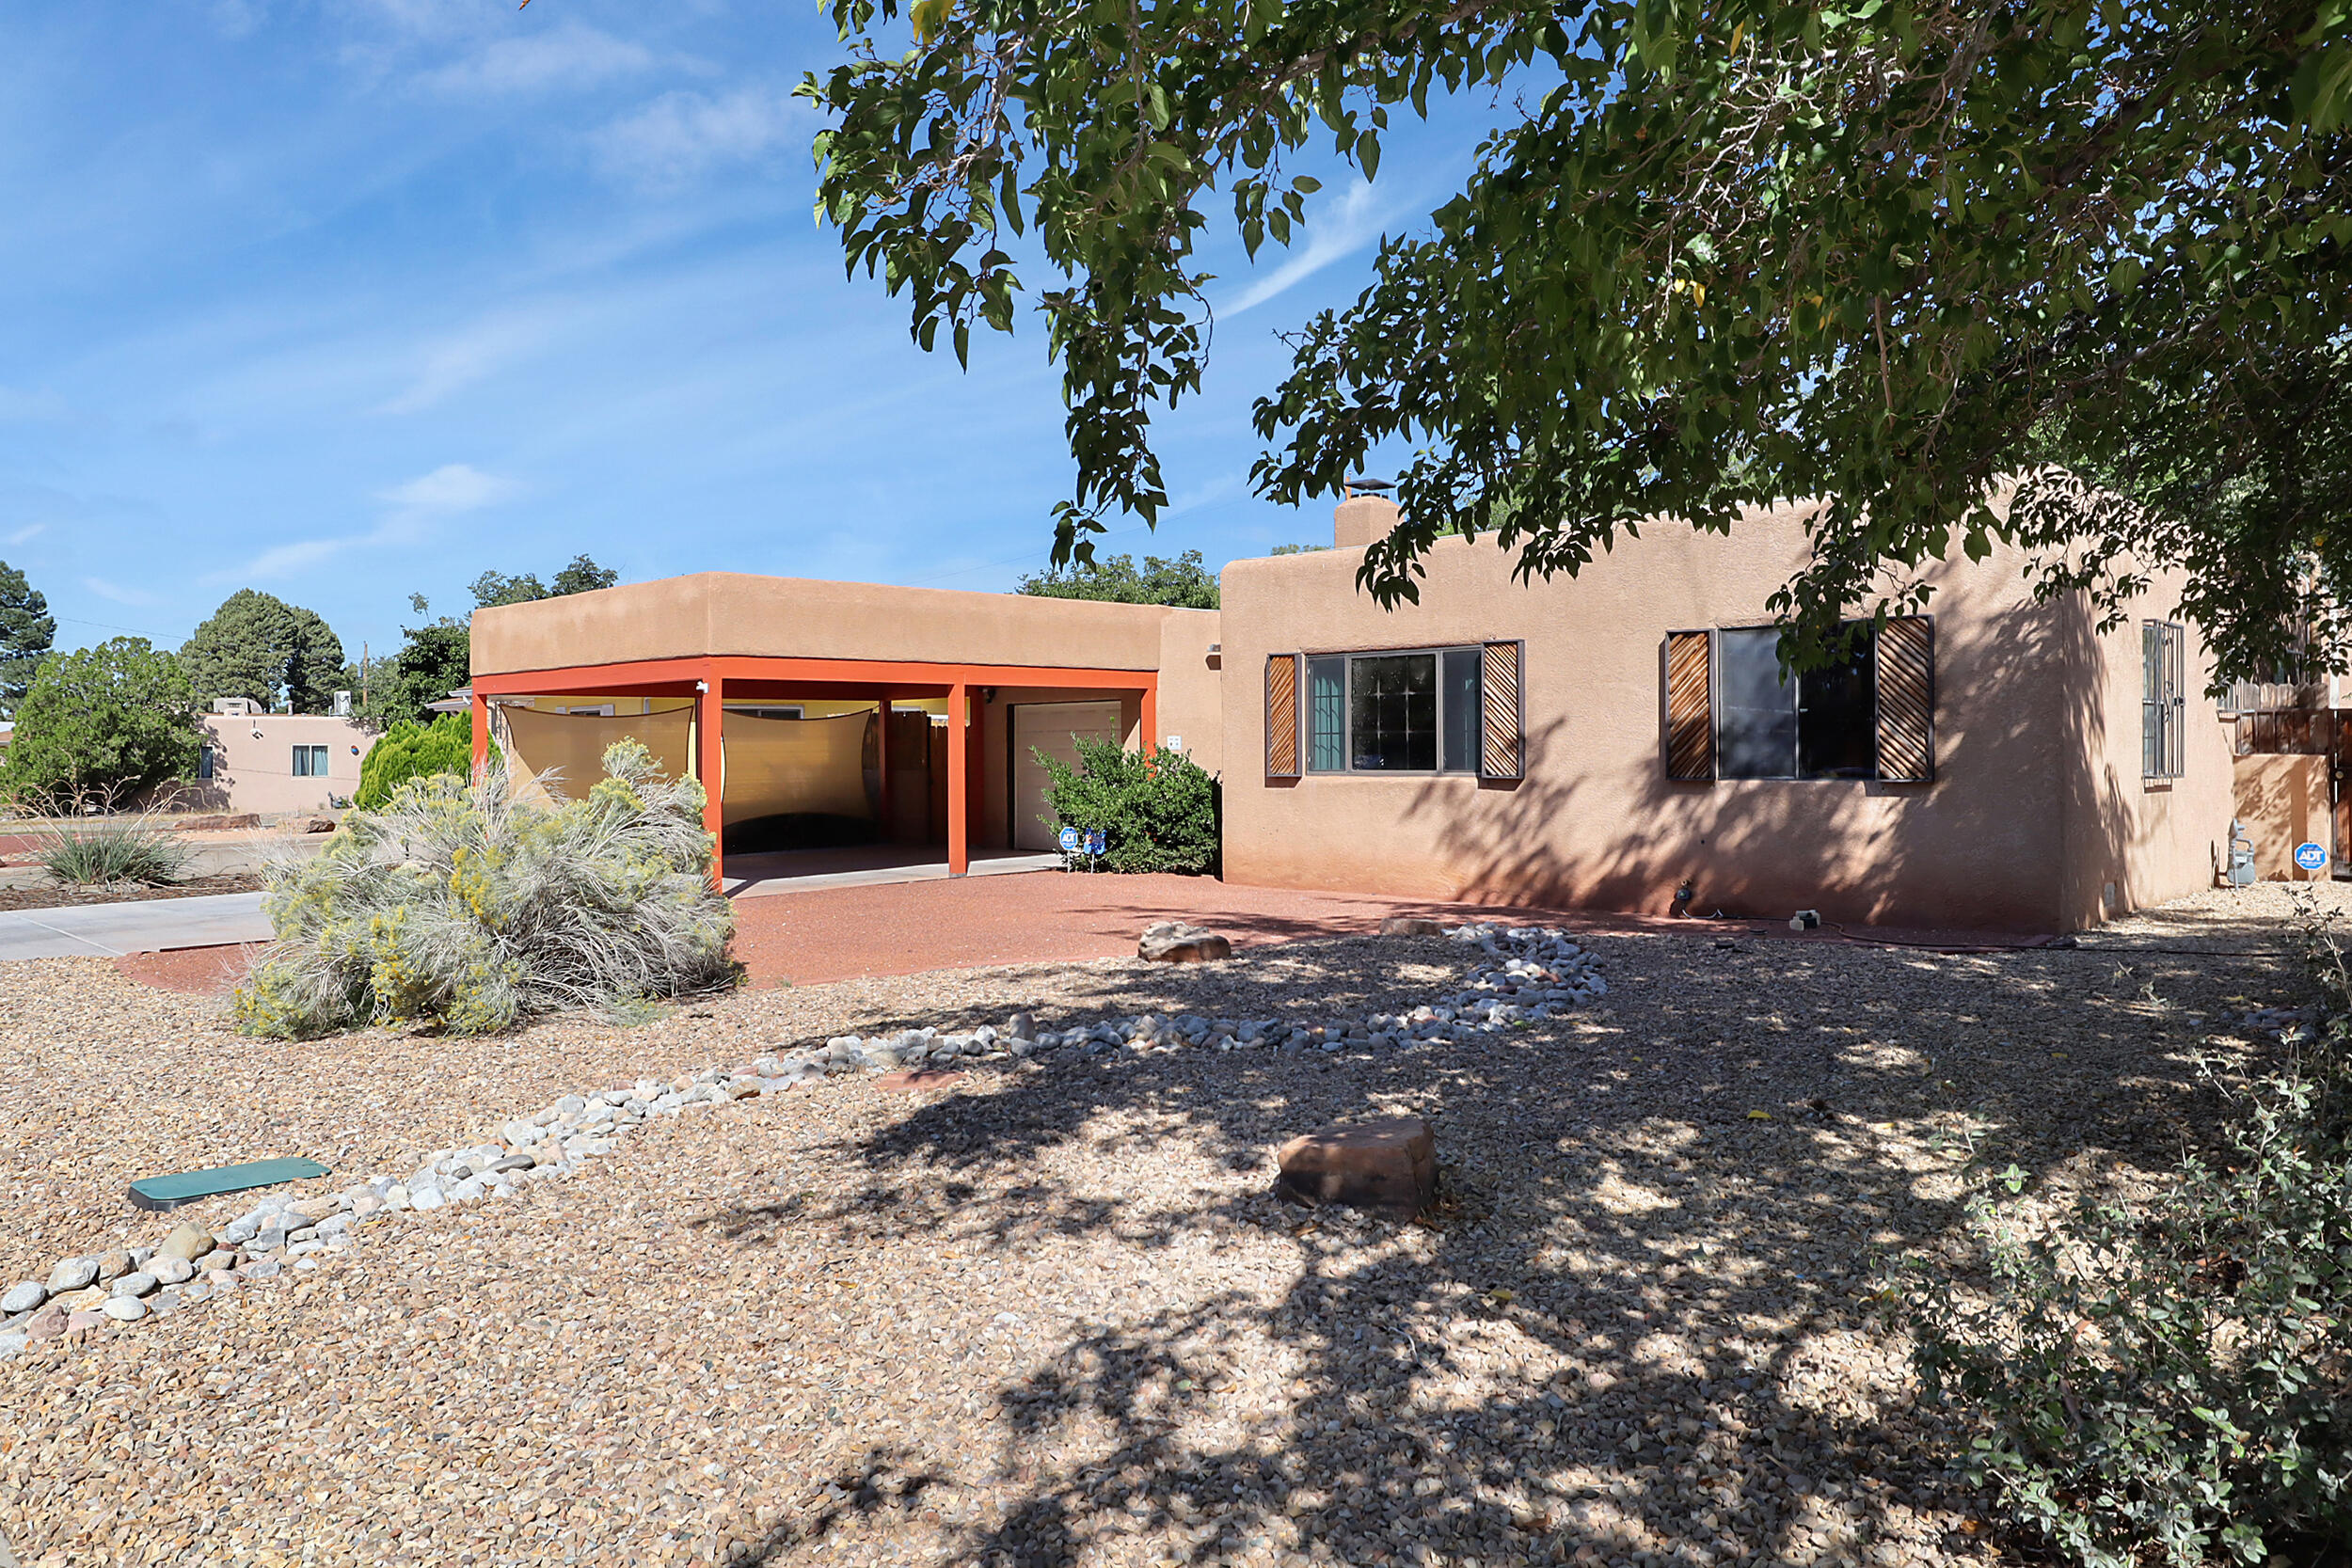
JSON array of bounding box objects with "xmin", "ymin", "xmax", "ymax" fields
[
  {"xmin": 2143, "ymin": 620, "xmax": 2186, "ymax": 779},
  {"xmin": 1714, "ymin": 625, "xmax": 1880, "ymax": 781},
  {"xmin": 198, "ymin": 746, "xmax": 215, "ymax": 781},
  {"xmin": 1305, "ymin": 648, "xmax": 1486, "ymax": 773},
  {"xmin": 291, "ymin": 744, "xmax": 329, "ymax": 777}
]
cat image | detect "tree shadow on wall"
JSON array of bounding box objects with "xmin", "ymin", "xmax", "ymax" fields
[{"xmin": 1398, "ymin": 593, "xmax": 2143, "ymax": 933}]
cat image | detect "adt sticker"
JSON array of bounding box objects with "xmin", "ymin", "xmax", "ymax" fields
[
  {"xmin": 1084, "ymin": 830, "xmax": 1106, "ymax": 857},
  {"xmin": 1057, "ymin": 826, "xmax": 1081, "ymax": 853},
  {"xmin": 2295, "ymin": 841, "xmax": 2330, "ymax": 873}
]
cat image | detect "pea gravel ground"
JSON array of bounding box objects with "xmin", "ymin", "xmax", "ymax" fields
[{"xmin": 0, "ymin": 883, "xmax": 2330, "ymax": 1568}]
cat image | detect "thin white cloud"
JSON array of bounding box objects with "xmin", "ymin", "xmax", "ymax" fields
[
  {"xmin": 374, "ymin": 309, "xmax": 564, "ymax": 416},
  {"xmin": 593, "ymin": 86, "xmax": 809, "ymax": 187},
  {"xmin": 418, "ymin": 24, "xmax": 656, "ymax": 97},
  {"xmin": 378, "ymin": 462, "xmax": 522, "ymax": 515},
  {"xmin": 205, "ymin": 464, "xmax": 521, "ymax": 584},
  {"xmin": 6, "ymin": 523, "xmax": 48, "ymax": 546},
  {"xmin": 1220, "ymin": 179, "xmax": 1391, "ymax": 320},
  {"xmin": 0, "ymin": 385, "xmax": 70, "ymax": 422},
  {"xmin": 83, "ymin": 577, "xmax": 160, "ymax": 607}
]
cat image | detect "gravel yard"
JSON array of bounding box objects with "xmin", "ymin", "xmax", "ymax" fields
[{"xmin": 0, "ymin": 882, "xmax": 2330, "ymax": 1567}]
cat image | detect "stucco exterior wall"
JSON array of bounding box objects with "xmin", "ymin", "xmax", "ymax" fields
[
  {"xmin": 471, "ymin": 572, "xmax": 1187, "ymax": 677},
  {"xmin": 1217, "ymin": 504, "xmax": 2228, "ymax": 931},
  {"xmin": 1154, "ymin": 610, "xmax": 1224, "ymax": 775},
  {"xmin": 2233, "ymin": 754, "xmax": 2333, "ymax": 882},
  {"xmin": 197, "ymin": 714, "xmax": 371, "ymax": 816}
]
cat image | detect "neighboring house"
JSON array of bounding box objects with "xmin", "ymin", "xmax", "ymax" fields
[
  {"xmin": 467, "ymin": 492, "xmax": 2233, "ymax": 931},
  {"xmin": 193, "ymin": 698, "xmax": 371, "ymax": 816}
]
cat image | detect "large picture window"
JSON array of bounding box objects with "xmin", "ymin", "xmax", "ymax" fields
[
  {"xmin": 2143, "ymin": 620, "xmax": 2186, "ymax": 779},
  {"xmin": 1714, "ymin": 626, "xmax": 1879, "ymax": 781},
  {"xmin": 1306, "ymin": 647, "xmax": 1487, "ymax": 773}
]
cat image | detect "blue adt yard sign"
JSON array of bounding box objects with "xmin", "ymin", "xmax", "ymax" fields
[
  {"xmin": 2296, "ymin": 841, "xmax": 2330, "ymax": 873},
  {"xmin": 1057, "ymin": 826, "xmax": 1081, "ymax": 854}
]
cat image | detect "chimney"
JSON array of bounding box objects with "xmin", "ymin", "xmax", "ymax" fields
[{"xmin": 1334, "ymin": 494, "xmax": 1400, "ymax": 548}]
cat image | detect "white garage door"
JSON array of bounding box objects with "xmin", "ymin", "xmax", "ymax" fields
[{"xmin": 1012, "ymin": 701, "xmax": 1126, "ymax": 850}]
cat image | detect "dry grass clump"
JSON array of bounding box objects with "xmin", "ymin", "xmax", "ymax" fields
[{"xmin": 233, "ymin": 740, "xmax": 734, "ymax": 1037}]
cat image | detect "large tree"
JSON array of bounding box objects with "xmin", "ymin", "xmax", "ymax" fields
[
  {"xmin": 0, "ymin": 559, "xmax": 54, "ymax": 717},
  {"xmin": 803, "ymin": 0, "xmax": 2352, "ymax": 675},
  {"xmin": 1018, "ymin": 548, "xmax": 1220, "ymax": 607},
  {"xmin": 2, "ymin": 639, "xmax": 203, "ymax": 809},
  {"xmin": 181, "ymin": 590, "xmax": 347, "ymax": 713}
]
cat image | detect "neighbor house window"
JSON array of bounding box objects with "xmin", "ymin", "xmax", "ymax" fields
[
  {"xmin": 1304, "ymin": 648, "xmax": 1486, "ymax": 773},
  {"xmin": 1713, "ymin": 625, "xmax": 1879, "ymax": 781},
  {"xmin": 2143, "ymin": 620, "xmax": 2186, "ymax": 779},
  {"xmin": 291, "ymin": 744, "xmax": 329, "ymax": 777},
  {"xmin": 198, "ymin": 746, "xmax": 215, "ymax": 781}
]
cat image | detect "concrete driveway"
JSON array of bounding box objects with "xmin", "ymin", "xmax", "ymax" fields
[{"xmin": 0, "ymin": 892, "xmax": 271, "ymax": 959}]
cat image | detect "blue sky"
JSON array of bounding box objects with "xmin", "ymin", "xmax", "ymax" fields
[{"xmin": 0, "ymin": 0, "xmax": 1512, "ymax": 663}]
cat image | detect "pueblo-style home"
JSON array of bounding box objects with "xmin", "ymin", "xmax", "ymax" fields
[{"xmin": 469, "ymin": 493, "xmax": 2241, "ymax": 932}]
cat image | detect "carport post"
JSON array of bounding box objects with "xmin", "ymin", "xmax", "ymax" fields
[
  {"xmin": 1140, "ymin": 681, "xmax": 1157, "ymax": 757},
  {"xmin": 698, "ymin": 671, "xmax": 725, "ymax": 889},
  {"xmin": 946, "ymin": 681, "xmax": 969, "ymax": 876},
  {"xmin": 876, "ymin": 696, "xmax": 892, "ymax": 840},
  {"xmin": 470, "ymin": 692, "xmax": 489, "ymax": 780}
]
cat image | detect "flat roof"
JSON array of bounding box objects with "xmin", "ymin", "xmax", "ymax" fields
[{"xmin": 469, "ymin": 571, "xmax": 1213, "ymax": 680}]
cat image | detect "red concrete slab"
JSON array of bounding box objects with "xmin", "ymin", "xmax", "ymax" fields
[{"xmin": 112, "ymin": 871, "xmax": 2065, "ymax": 996}]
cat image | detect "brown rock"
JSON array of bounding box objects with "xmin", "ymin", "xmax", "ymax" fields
[
  {"xmin": 304, "ymin": 816, "xmax": 337, "ymax": 833},
  {"xmin": 1138, "ymin": 921, "xmax": 1233, "ymax": 964},
  {"xmin": 65, "ymin": 1308, "xmax": 106, "ymax": 1339},
  {"xmin": 1276, "ymin": 1117, "xmax": 1437, "ymax": 1217},
  {"xmin": 1379, "ymin": 916, "xmax": 1445, "ymax": 937},
  {"xmin": 23, "ymin": 1304, "xmax": 68, "ymax": 1340},
  {"xmin": 159, "ymin": 1222, "xmax": 216, "ymax": 1263},
  {"xmin": 94, "ymin": 1249, "xmax": 131, "ymax": 1283}
]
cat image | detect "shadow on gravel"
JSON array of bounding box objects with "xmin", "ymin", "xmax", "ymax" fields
[{"xmin": 706, "ymin": 923, "xmax": 2312, "ymax": 1568}]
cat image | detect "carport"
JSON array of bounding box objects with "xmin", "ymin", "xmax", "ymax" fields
[{"xmin": 465, "ymin": 572, "xmax": 1222, "ymax": 889}]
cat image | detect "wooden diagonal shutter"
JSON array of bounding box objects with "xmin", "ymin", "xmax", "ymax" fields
[
  {"xmin": 1265, "ymin": 654, "xmax": 1300, "ymax": 777},
  {"xmin": 1480, "ymin": 641, "xmax": 1524, "ymax": 779},
  {"xmin": 1874, "ymin": 615, "xmax": 1935, "ymax": 783},
  {"xmin": 1664, "ymin": 630, "xmax": 1714, "ymax": 781}
]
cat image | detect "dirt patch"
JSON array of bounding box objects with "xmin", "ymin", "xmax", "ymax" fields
[
  {"xmin": 0, "ymin": 873, "xmax": 263, "ymax": 911},
  {"xmin": 114, "ymin": 943, "xmax": 256, "ymax": 994}
]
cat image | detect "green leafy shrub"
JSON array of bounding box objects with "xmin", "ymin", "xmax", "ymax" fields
[
  {"xmin": 1907, "ymin": 901, "xmax": 2352, "ymax": 1565},
  {"xmin": 234, "ymin": 739, "xmax": 733, "ymax": 1037},
  {"xmin": 355, "ymin": 711, "xmax": 481, "ymax": 810},
  {"xmin": 1, "ymin": 638, "xmax": 202, "ymax": 810},
  {"xmin": 34, "ymin": 817, "xmax": 193, "ymax": 886},
  {"xmin": 1036, "ymin": 736, "xmax": 1217, "ymax": 874}
]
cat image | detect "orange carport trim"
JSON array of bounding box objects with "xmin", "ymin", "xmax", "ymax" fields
[
  {"xmin": 473, "ymin": 655, "xmax": 1157, "ymax": 879},
  {"xmin": 471, "ymin": 655, "xmax": 1159, "ymax": 697}
]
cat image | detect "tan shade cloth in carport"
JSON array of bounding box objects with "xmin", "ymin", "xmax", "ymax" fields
[
  {"xmin": 501, "ymin": 706, "xmax": 695, "ymax": 802},
  {"xmin": 721, "ymin": 710, "xmax": 875, "ymax": 826}
]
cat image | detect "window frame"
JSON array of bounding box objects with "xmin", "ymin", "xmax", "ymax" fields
[
  {"xmin": 1710, "ymin": 621, "xmax": 1883, "ymax": 783},
  {"xmin": 290, "ymin": 744, "xmax": 330, "ymax": 778},
  {"xmin": 1301, "ymin": 644, "xmax": 1491, "ymax": 777},
  {"xmin": 2143, "ymin": 619, "xmax": 2187, "ymax": 781}
]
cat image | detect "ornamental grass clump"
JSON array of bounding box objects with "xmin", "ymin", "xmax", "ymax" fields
[
  {"xmin": 1905, "ymin": 894, "xmax": 2352, "ymax": 1566},
  {"xmin": 234, "ymin": 739, "xmax": 733, "ymax": 1037}
]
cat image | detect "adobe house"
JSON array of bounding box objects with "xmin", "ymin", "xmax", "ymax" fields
[
  {"xmin": 469, "ymin": 494, "xmax": 2233, "ymax": 931},
  {"xmin": 187, "ymin": 698, "xmax": 371, "ymax": 816}
]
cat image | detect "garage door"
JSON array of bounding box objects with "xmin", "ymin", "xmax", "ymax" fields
[{"xmin": 1012, "ymin": 702, "xmax": 1126, "ymax": 850}]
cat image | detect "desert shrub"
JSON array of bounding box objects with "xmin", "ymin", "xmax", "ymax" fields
[
  {"xmin": 1906, "ymin": 900, "xmax": 2352, "ymax": 1566},
  {"xmin": 34, "ymin": 817, "xmax": 193, "ymax": 885},
  {"xmin": 355, "ymin": 711, "xmax": 480, "ymax": 810},
  {"xmin": 1036, "ymin": 736, "xmax": 1217, "ymax": 874},
  {"xmin": 233, "ymin": 739, "xmax": 733, "ymax": 1037}
]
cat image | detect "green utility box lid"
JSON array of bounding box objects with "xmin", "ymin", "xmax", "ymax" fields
[{"xmin": 128, "ymin": 1158, "xmax": 331, "ymax": 1212}]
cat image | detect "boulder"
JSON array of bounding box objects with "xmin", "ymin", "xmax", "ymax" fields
[
  {"xmin": 158, "ymin": 1223, "xmax": 216, "ymax": 1263},
  {"xmin": 1379, "ymin": 916, "xmax": 1446, "ymax": 938},
  {"xmin": 1138, "ymin": 921, "xmax": 1233, "ymax": 964},
  {"xmin": 304, "ymin": 816, "xmax": 337, "ymax": 833},
  {"xmin": 1275, "ymin": 1117, "xmax": 1438, "ymax": 1218}
]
